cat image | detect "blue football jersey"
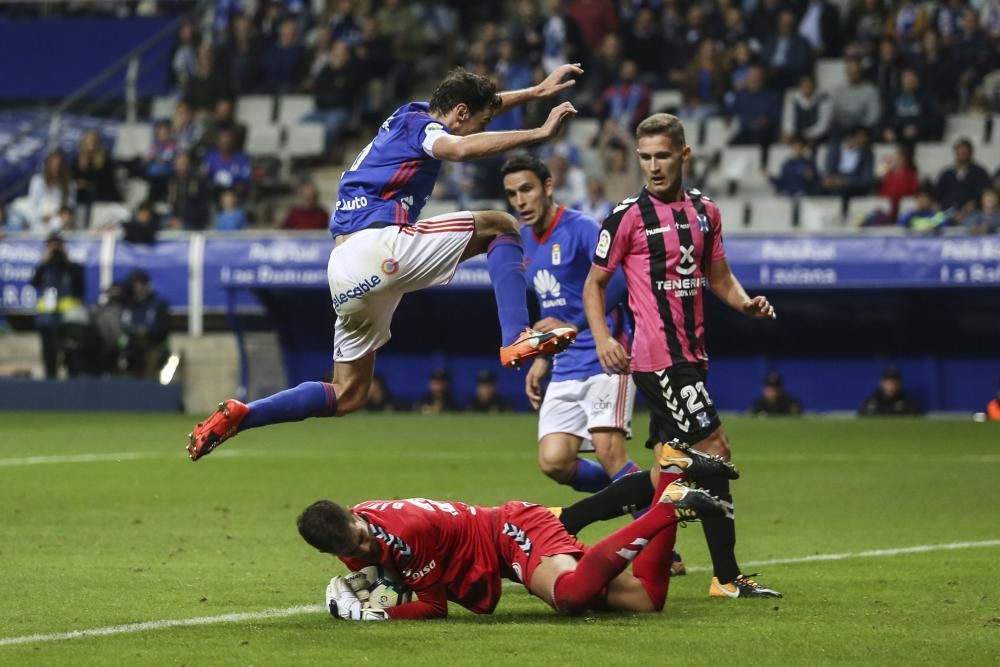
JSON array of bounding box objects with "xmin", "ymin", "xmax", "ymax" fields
[
  {"xmin": 523, "ymin": 206, "xmax": 626, "ymax": 382},
  {"xmin": 331, "ymin": 102, "xmax": 448, "ymax": 235}
]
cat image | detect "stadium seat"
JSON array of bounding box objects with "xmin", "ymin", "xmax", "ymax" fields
[
  {"xmin": 814, "ymin": 143, "xmax": 829, "ymax": 175},
  {"xmin": 278, "ymin": 95, "xmax": 316, "ymax": 125},
  {"xmin": 749, "ymin": 196, "xmax": 795, "ymax": 232},
  {"xmin": 718, "ymin": 146, "xmax": 768, "ymax": 193},
  {"xmin": 236, "ymin": 95, "xmax": 275, "ymax": 127},
  {"xmin": 701, "ymin": 118, "xmax": 736, "ymax": 150},
  {"xmin": 765, "ymin": 143, "xmax": 791, "ymax": 178},
  {"xmin": 245, "ymin": 125, "xmax": 282, "ymax": 156},
  {"xmin": 90, "ymin": 202, "xmax": 130, "ymax": 228},
  {"xmin": 845, "ymin": 195, "xmax": 891, "ymax": 226},
  {"xmin": 711, "ymin": 196, "xmax": 747, "ymax": 229},
  {"xmin": 651, "ymin": 89, "xmax": 682, "ymax": 112},
  {"xmin": 112, "ymin": 123, "xmax": 152, "ymax": 161},
  {"xmin": 915, "ymin": 142, "xmax": 955, "ymax": 178},
  {"xmin": 944, "ymin": 113, "xmax": 987, "ymax": 144},
  {"xmin": 124, "ymin": 178, "xmax": 150, "ymax": 210},
  {"xmin": 798, "ymin": 196, "xmax": 843, "ymax": 230},
  {"xmin": 815, "ymin": 58, "xmax": 846, "ymax": 93},
  {"xmin": 151, "ymin": 96, "xmax": 177, "ymax": 120},
  {"xmin": 567, "ymin": 118, "xmax": 599, "ymax": 148},
  {"xmin": 286, "ymin": 123, "xmax": 325, "ymax": 158}
]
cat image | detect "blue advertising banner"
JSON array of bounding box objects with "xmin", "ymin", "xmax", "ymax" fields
[
  {"xmin": 113, "ymin": 239, "xmax": 190, "ymax": 307},
  {"xmin": 3, "ymin": 234, "xmax": 999, "ymax": 316},
  {"xmin": 0, "ymin": 237, "xmax": 102, "ymax": 312}
]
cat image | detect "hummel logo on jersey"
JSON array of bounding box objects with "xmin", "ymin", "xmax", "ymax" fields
[
  {"xmin": 533, "ymin": 269, "xmax": 567, "ymax": 308},
  {"xmin": 370, "ymin": 524, "xmax": 413, "ymax": 560},
  {"xmin": 502, "ymin": 522, "xmax": 533, "ymax": 556},
  {"xmin": 645, "ymin": 224, "xmax": 672, "ymax": 236}
]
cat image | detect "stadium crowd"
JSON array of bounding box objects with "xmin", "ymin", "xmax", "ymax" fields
[{"xmin": 3, "ymin": 0, "xmax": 1000, "ymax": 236}]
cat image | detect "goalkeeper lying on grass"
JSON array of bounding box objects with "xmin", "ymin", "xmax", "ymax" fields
[{"xmin": 297, "ymin": 443, "xmax": 737, "ymax": 620}]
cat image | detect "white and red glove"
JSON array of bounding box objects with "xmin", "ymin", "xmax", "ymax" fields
[{"xmin": 325, "ymin": 576, "xmax": 388, "ymax": 621}]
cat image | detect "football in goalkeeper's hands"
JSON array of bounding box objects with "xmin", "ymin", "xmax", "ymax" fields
[{"xmin": 367, "ymin": 567, "xmax": 412, "ymax": 609}]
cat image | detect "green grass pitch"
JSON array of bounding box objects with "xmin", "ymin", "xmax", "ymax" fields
[{"xmin": 1, "ymin": 412, "xmax": 998, "ymax": 665}]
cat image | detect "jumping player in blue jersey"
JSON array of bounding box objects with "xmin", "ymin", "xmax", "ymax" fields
[
  {"xmin": 188, "ymin": 66, "xmax": 583, "ymax": 461},
  {"xmin": 501, "ymin": 154, "xmax": 640, "ymax": 492}
]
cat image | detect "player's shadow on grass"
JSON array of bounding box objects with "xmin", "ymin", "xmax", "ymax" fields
[{"xmin": 444, "ymin": 607, "xmax": 716, "ymax": 625}]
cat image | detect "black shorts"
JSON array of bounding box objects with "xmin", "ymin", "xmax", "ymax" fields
[{"xmin": 633, "ymin": 363, "xmax": 722, "ymax": 449}]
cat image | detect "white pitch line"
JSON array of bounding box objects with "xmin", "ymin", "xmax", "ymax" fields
[
  {"xmin": 0, "ymin": 605, "xmax": 325, "ymax": 647},
  {"xmin": 0, "ymin": 450, "xmax": 249, "ymax": 467},
  {"xmin": 2, "ymin": 539, "xmax": 999, "ymax": 647}
]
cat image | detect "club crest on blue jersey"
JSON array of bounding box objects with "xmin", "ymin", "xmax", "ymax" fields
[{"xmin": 551, "ymin": 243, "xmax": 561, "ymax": 265}]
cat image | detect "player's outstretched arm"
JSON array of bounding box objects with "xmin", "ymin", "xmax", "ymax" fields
[
  {"xmin": 431, "ymin": 102, "xmax": 577, "ymax": 162},
  {"xmin": 584, "ymin": 266, "xmax": 631, "ymax": 375},
  {"xmin": 497, "ymin": 63, "xmax": 583, "ymax": 111},
  {"xmin": 707, "ymin": 258, "xmax": 777, "ymax": 320}
]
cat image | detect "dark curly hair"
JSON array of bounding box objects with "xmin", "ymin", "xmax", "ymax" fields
[
  {"xmin": 429, "ymin": 68, "xmax": 502, "ymax": 116},
  {"xmin": 501, "ymin": 153, "xmax": 552, "ymax": 184},
  {"xmin": 297, "ymin": 500, "xmax": 356, "ymax": 555}
]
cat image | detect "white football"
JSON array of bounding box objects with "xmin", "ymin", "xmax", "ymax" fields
[{"xmin": 366, "ymin": 566, "xmax": 412, "ymax": 610}]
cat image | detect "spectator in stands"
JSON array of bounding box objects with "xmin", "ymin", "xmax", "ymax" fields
[
  {"xmin": 601, "ymin": 60, "xmax": 650, "ymax": 132},
  {"xmin": 894, "ymin": 0, "xmax": 931, "ymax": 47},
  {"xmin": 540, "ymin": 0, "xmax": 586, "ymax": 77},
  {"xmin": 965, "ymin": 188, "xmax": 1000, "ymax": 234},
  {"xmin": 31, "ymin": 233, "xmax": 86, "ymax": 378},
  {"xmin": 625, "ymin": 7, "xmax": 667, "ymax": 81},
  {"xmin": 329, "ymin": 0, "xmax": 363, "ymax": 46},
  {"xmin": 73, "ymin": 130, "xmax": 120, "ymax": 213},
  {"xmin": 916, "ymin": 30, "xmax": 957, "ymax": 112},
  {"xmin": 216, "ymin": 14, "xmax": 261, "ymax": 95},
  {"xmin": 354, "ymin": 16, "xmax": 397, "ymax": 119},
  {"xmin": 91, "ymin": 282, "xmax": 126, "ymax": 376},
  {"xmin": 676, "ymin": 39, "xmax": 728, "ymax": 122},
  {"xmin": 173, "ymin": 100, "xmax": 202, "ymax": 154},
  {"xmin": 279, "ymin": 180, "xmax": 330, "ymax": 231},
  {"xmin": 750, "ymin": 371, "xmax": 803, "ymax": 416},
  {"xmin": 496, "ymin": 37, "xmax": 534, "ymax": 93},
  {"xmin": 304, "ymin": 40, "xmax": 357, "ymax": 158},
  {"xmin": 376, "ymin": 0, "xmax": 422, "ymax": 56},
  {"xmin": 596, "ymin": 119, "xmax": 641, "ymax": 204},
  {"xmin": 468, "ymin": 370, "xmax": 512, "ymax": 413},
  {"xmin": 727, "ymin": 40, "xmax": 755, "ymax": 92},
  {"xmin": 214, "ymin": 190, "xmax": 250, "ymax": 231},
  {"xmin": 676, "ymin": 4, "xmax": 713, "ymax": 65},
  {"xmin": 877, "ymin": 144, "xmax": 920, "ymax": 222},
  {"xmin": 749, "ymin": 0, "xmax": 783, "ymax": 41},
  {"xmin": 727, "ymin": 64, "xmax": 782, "ymax": 146},
  {"xmin": 200, "ymin": 97, "xmax": 248, "ymax": 153},
  {"xmin": 55, "ymin": 205, "xmax": 76, "ymax": 232},
  {"xmin": 587, "ymin": 34, "xmax": 622, "ymax": 107},
  {"xmin": 936, "ymin": 139, "xmax": 991, "ymax": 224},
  {"xmin": 873, "ymin": 37, "xmax": 902, "ymax": 113},
  {"xmin": 262, "ymin": 18, "xmax": 308, "ymax": 94},
  {"xmin": 184, "ymin": 46, "xmax": 230, "ymax": 114},
  {"xmin": 16, "ymin": 150, "xmax": 75, "ymax": 233},
  {"xmin": 859, "ymin": 366, "xmax": 923, "ymax": 416},
  {"xmin": 881, "ymin": 68, "xmax": 942, "ymax": 143},
  {"xmin": 986, "ymin": 381, "xmax": 1000, "ymax": 421},
  {"xmin": 202, "ymin": 129, "xmax": 252, "ymax": 200},
  {"xmin": 831, "ymin": 59, "xmax": 881, "ymax": 136},
  {"xmin": 365, "ymin": 374, "xmax": 406, "ymax": 412},
  {"xmin": 119, "ymin": 269, "xmax": 170, "ymax": 380},
  {"xmin": 721, "ymin": 5, "xmax": 749, "ymax": 47},
  {"xmin": 954, "ymin": 8, "xmax": 995, "ymax": 95},
  {"xmin": 122, "ymin": 202, "xmax": 158, "ymax": 245},
  {"xmin": 772, "ymin": 135, "xmax": 820, "ymax": 196},
  {"xmin": 798, "ymin": 0, "xmax": 842, "ymax": 58},
  {"xmin": 898, "ymin": 189, "xmax": 951, "ymax": 232},
  {"xmin": 577, "ymin": 177, "xmax": 613, "ymax": 221},
  {"xmin": 416, "ymin": 368, "xmax": 459, "ymax": 415},
  {"xmin": 845, "ymin": 0, "xmax": 889, "ymax": 59},
  {"xmin": 821, "ymin": 127, "xmax": 875, "ymax": 198},
  {"xmin": 166, "ymin": 152, "xmax": 210, "ymax": 230},
  {"xmin": 935, "ymin": 0, "xmax": 966, "ymax": 45},
  {"xmin": 548, "ymin": 154, "xmax": 587, "ymax": 209},
  {"xmin": 566, "ymin": 0, "xmax": 616, "ymax": 55},
  {"xmin": 781, "ymin": 74, "xmax": 831, "ymax": 145},
  {"xmin": 172, "ymin": 21, "xmax": 199, "ymax": 89},
  {"xmin": 145, "ymin": 120, "xmax": 177, "ymax": 202},
  {"xmin": 510, "ymin": 0, "xmax": 545, "ymax": 67},
  {"xmin": 760, "ymin": 9, "xmax": 814, "ymax": 90}
]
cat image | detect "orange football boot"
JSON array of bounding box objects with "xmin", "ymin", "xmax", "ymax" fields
[{"xmin": 187, "ymin": 399, "xmax": 249, "ymax": 461}]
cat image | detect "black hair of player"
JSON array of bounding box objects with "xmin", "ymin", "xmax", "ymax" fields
[
  {"xmin": 500, "ymin": 153, "xmax": 552, "ymax": 184},
  {"xmin": 297, "ymin": 500, "xmax": 357, "ymax": 555},
  {"xmin": 429, "ymin": 68, "xmax": 502, "ymax": 116}
]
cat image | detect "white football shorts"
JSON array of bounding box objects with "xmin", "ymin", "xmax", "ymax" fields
[
  {"xmin": 538, "ymin": 373, "xmax": 635, "ymax": 442},
  {"xmin": 328, "ymin": 211, "xmax": 476, "ymax": 361}
]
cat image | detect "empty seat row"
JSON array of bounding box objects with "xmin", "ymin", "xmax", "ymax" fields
[
  {"xmin": 113, "ymin": 121, "xmax": 325, "ymax": 160},
  {"xmin": 152, "ymin": 94, "xmax": 317, "ymax": 127}
]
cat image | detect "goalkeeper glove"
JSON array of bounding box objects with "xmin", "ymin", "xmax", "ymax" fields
[{"xmin": 325, "ymin": 576, "xmax": 388, "ymax": 621}]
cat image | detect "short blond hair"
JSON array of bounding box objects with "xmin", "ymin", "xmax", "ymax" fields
[{"xmin": 635, "ymin": 113, "xmax": 686, "ymax": 146}]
